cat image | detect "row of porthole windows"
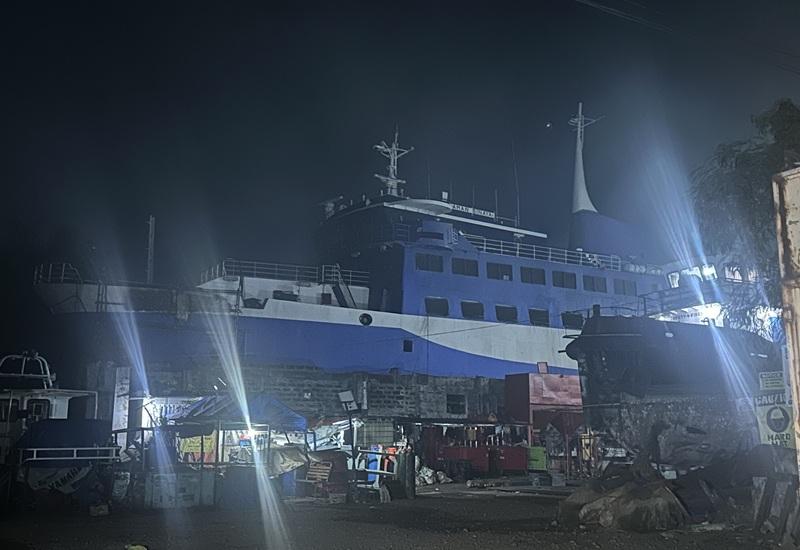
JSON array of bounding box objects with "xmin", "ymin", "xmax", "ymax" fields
[
  {"xmin": 415, "ymin": 253, "xmax": 637, "ymax": 296},
  {"xmin": 424, "ymin": 297, "xmax": 557, "ymax": 327}
]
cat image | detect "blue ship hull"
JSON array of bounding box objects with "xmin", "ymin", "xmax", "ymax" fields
[{"xmin": 67, "ymin": 306, "xmax": 578, "ymax": 380}]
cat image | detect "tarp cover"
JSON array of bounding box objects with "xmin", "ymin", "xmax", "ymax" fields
[
  {"xmin": 16, "ymin": 419, "xmax": 111, "ymax": 448},
  {"xmin": 174, "ymin": 394, "xmax": 306, "ymax": 431}
]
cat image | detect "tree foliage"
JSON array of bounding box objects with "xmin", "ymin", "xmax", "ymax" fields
[{"xmin": 692, "ymin": 98, "xmax": 800, "ymax": 329}]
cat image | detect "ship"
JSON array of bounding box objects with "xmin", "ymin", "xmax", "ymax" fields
[{"xmin": 36, "ymin": 105, "xmax": 707, "ymax": 379}]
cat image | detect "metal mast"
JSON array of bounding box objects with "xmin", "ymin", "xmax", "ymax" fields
[
  {"xmin": 568, "ymin": 102, "xmax": 601, "ymax": 214},
  {"xmin": 512, "ymin": 139, "xmax": 521, "ymax": 227},
  {"xmin": 374, "ymin": 127, "xmax": 414, "ymax": 197},
  {"xmin": 146, "ymin": 214, "xmax": 155, "ymax": 284}
]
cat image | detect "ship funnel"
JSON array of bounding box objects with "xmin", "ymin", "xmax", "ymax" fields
[{"xmin": 569, "ymin": 102, "xmax": 599, "ymax": 214}]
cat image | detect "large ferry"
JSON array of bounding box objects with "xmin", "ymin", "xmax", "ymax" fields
[{"xmin": 33, "ymin": 104, "xmax": 730, "ymax": 383}]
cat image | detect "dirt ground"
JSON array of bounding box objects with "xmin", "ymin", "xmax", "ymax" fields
[{"xmin": 0, "ymin": 485, "xmax": 773, "ymax": 550}]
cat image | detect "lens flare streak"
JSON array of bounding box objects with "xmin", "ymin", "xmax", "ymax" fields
[{"xmin": 200, "ymin": 298, "xmax": 291, "ymax": 550}]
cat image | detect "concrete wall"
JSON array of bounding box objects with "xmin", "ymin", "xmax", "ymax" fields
[{"xmin": 87, "ymin": 360, "xmax": 507, "ymax": 433}]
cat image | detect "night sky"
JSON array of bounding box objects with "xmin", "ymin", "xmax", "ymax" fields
[{"xmin": 3, "ymin": 0, "xmax": 799, "ymax": 352}]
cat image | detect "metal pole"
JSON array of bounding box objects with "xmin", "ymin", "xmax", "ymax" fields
[
  {"xmin": 266, "ymin": 426, "xmax": 272, "ymax": 480},
  {"xmin": 215, "ymin": 420, "xmax": 221, "ymax": 466},
  {"xmin": 146, "ymin": 215, "xmax": 155, "ymax": 284},
  {"xmin": 426, "ymin": 161, "xmax": 431, "ymax": 200},
  {"xmin": 220, "ymin": 427, "xmax": 227, "ymax": 464},
  {"xmin": 347, "ymin": 413, "xmax": 354, "ymax": 501},
  {"xmin": 512, "ymin": 139, "xmax": 520, "ymax": 227},
  {"xmin": 200, "ymin": 427, "xmax": 205, "ymax": 466},
  {"xmin": 214, "ymin": 423, "xmax": 221, "ymax": 506}
]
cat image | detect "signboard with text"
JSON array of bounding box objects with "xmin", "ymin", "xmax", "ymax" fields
[{"xmin": 754, "ymin": 390, "xmax": 795, "ymax": 448}]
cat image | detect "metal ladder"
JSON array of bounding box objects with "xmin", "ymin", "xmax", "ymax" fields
[{"xmin": 330, "ymin": 264, "xmax": 357, "ymax": 308}]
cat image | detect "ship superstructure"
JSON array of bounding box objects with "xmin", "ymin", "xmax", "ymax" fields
[{"xmin": 33, "ymin": 104, "xmax": 734, "ymax": 382}]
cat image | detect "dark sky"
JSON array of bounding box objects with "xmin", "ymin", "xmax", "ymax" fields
[{"xmin": 3, "ymin": 0, "xmax": 800, "ymax": 298}]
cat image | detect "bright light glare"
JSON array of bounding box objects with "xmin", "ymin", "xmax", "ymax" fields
[
  {"xmin": 112, "ymin": 310, "xmax": 150, "ymax": 397},
  {"xmin": 200, "ymin": 296, "xmax": 291, "ymax": 549},
  {"xmin": 641, "ymin": 125, "xmax": 754, "ymax": 399},
  {"xmin": 707, "ymin": 324, "xmax": 752, "ymax": 398}
]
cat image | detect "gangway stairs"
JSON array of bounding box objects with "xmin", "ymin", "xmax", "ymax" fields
[{"xmin": 329, "ymin": 264, "xmax": 357, "ymax": 308}]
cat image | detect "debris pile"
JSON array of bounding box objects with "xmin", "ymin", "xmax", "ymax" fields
[
  {"xmin": 415, "ymin": 466, "xmax": 452, "ymax": 486},
  {"xmin": 560, "ymin": 444, "xmax": 798, "ymax": 534}
]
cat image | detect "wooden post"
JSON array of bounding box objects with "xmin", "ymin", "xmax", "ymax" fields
[
  {"xmin": 772, "ymin": 167, "xmax": 800, "ymax": 547},
  {"xmin": 773, "ymin": 168, "xmax": 800, "ymax": 472}
]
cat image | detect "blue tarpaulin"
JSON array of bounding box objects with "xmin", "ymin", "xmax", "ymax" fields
[{"xmin": 174, "ymin": 394, "xmax": 307, "ymax": 431}]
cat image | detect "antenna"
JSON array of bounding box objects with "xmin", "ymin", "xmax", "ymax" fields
[
  {"xmin": 374, "ymin": 127, "xmax": 414, "ymax": 197},
  {"xmin": 511, "ymin": 139, "xmax": 520, "ymax": 227},
  {"xmin": 568, "ymin": 102, "xmax": 604, "ymax": 214},
  {"xmin": 426, "ymin": 160, "xmax": 431, "ymax": 199},
  {"xmin": 146, "ymin": 214, "xmax": 155, "ymax": 284}
]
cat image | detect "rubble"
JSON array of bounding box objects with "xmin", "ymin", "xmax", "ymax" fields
[
  {"xmin": 560, "ymin": 444, "xmax": 799, "ymax": 535},
  {"xmin": 415, "ymin": 466, "xmax": 452, "ymax": 486},
  {"xmin": 578, "ymin": 480, "xmax": 688, "ymax": 531}
]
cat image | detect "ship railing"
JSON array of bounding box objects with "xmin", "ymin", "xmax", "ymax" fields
[
  {"xmin": 0, "ymin": 353, "xmax": 55, "ymax": 389},
  {"xmin": 638, "ymin": 277, "xmax": 749, "ymax": 317},
  {"xmin": 18, "ymin": 446, "xmax": 120, "ymax": 464},
  {"xmin": 33, "ymin": 263, "xmax": 83, "ymax": 285},
  {"xmin": 320, "ymin": 264, "xmax": 370, "ymax": 287},
  {"xmin": 202, "ymin": 259, "xmax": 369, "ymax": 287},
  {"xmin": 463, "ymin": 234, "xmax": 623, "ymax": 271}
]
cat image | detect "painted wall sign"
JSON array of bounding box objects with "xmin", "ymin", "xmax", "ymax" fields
[
  {"xmin": 759, "ymin": 371, "xmax": 785, "ymax": 392},
  {"xmin": 754, "ymin": 390, "xmax": 795, "ymax": 448}
]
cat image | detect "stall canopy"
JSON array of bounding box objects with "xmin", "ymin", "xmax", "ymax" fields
[{"xmin": 173, "ymin": 394, "xmax": 307, "ymax": 431}]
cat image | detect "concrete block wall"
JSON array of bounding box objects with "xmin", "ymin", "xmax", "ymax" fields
[{"xmin": 87, "ymin": 360, "xmax": 507, "ymax": 424}]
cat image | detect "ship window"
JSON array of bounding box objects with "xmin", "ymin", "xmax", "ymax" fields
[
  {"xmin": 487, "ymin": 262, "xmax": 513, "ymax": 281},
  {"xmin": 461, "ymin": 300, "xmax": 484, "ymax": 320},
  {"xmin": 495, "ymin": 305, "xmax": 518, "ymax": 323},
  {"xmin": 561, "ymin": 312, "xmax": 585, "ymax": 330},
  {"xmin": 553, "ymin": 270, "xmax": 577, "ymax": 289},
  {"xmin": 613, "ymin": 279, "xmax": 637, "ymax": 296},
  {"xmin": 583, "ymin": 275, "xmax": 607, "ymax": 293},
  {"xmin": 403, "ymin": 339, "xmax": 413, "ymax": 352},
  {"xmin": 528, "ymin": 308, "xmax": 550, "ymax": 327},
  {"xmin": 452, "ymin": 257, "xmax": 479, "ymax": 277},
  {"xmin": 26, "ymin": 399, "xmax": 50, "ymax": 422},
  {"xmin": 521, "ymin": 267, "xmax": 546, "ymax": 285},
  {"xmin": 0, "ymin": 399, "xmax": 19, "ymax": 422},
  {"xmin": 425, "ymin": 297, "xmax": 449, "ymax": 317},
  {"xmin": 446, "ymin": 394, "xmax": 466, "ymax": 414},
  {"xmin": 416, "ymin": 253, "xmax": 444, "ymax": 272}
]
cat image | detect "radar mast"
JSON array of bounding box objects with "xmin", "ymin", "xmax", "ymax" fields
[{"xmin": 374, "ymin": 127, "xmax": 414, "ymax": 197}]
